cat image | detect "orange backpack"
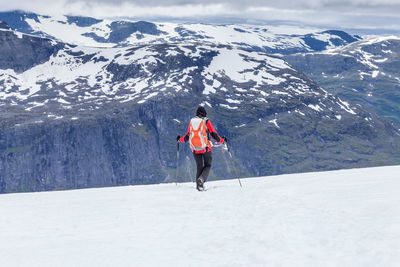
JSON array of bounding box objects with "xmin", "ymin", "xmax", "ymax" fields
[{"xmin": 189, "ymin": 117, "xmax": 211, "ymax": 151}]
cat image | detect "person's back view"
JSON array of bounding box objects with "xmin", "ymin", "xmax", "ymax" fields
[{"xmin": 177, "ymin": 106, "xmax": 226, "ymax": 191}]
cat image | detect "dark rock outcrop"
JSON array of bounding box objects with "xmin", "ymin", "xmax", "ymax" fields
[{"xmin": 0, "ymin": 27, "xmax": 64, "ymax": 73}]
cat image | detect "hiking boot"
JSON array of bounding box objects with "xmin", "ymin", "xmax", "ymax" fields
[{"xmin": 196, "ymin": 177, "xmax": 204, "ymax": 191}]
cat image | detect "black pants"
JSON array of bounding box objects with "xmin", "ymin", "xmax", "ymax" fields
[{"xmin": 193, "ymin": 151, "xmax": 212, "ymax": 182}]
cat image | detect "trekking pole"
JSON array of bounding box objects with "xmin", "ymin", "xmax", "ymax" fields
[
  {"xmin": 225, "ymin": 141, "xmax": 242, "ymax": 188},
  {"xmin": 175, "ymin": 141, "xmax": 179, "ymax": 186}
]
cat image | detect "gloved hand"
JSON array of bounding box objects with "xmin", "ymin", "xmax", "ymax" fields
[
  {"xmin": 222, "ymin": 136, "xmax": 227, "ymax": 143},
  {"xmin": 176, "ymin": 135, "xmax": 181, "ymax": 142}
]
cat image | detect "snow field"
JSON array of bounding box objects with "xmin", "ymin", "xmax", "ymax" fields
[{"xmin": 0, "ymin": 166, "xmax": 399, "ymax": 266}]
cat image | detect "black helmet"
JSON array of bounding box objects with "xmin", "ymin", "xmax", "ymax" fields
[{"xmin": 196, "ymin": 106, "xmax": 207, "ymax": 117}]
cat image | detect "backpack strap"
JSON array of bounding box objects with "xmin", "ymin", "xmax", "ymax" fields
[{"xmin": 205, "ymin": 119, "xmax": 210, "ymax": 140}]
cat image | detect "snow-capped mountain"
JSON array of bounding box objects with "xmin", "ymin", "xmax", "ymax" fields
[
  {"xmin": 1, "ymin": 22, "xmax": 400, "ymax": 193},
  {"xmin": 285, "ymin": 36, "xmax": 400, "ymax": 124},
  {"xmin": 1, "ymin": 166, "xmax": 400, "ymax": 266},
  {"xmin": 0, "ymin": 11, "xmax": 360, "ymax": 54},
  {"xmin": 0, "ymin": 26, "xmax": 362, "ymax": 119}
]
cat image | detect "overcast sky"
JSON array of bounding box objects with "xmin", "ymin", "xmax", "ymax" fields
[{"xmin": 0, "ymin": 0, "xmax": 399, "ymax": 31}]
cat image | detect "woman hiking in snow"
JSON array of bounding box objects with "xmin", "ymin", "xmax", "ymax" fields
[{"xmin": 176, "ymin": 106, "xmax": 226, "ymax": 191}]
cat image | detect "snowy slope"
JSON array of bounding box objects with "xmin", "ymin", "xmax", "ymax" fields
[{"xmin": 1, "ymin": 165, "xmax": 399, "ymax": 267}]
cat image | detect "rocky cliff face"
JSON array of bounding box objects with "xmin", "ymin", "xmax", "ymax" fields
[
  {"xmin": 1, "ymin": 22, "xmax": 400, "ymax": 193},
  {"xmin": 0, "ymin": 113, "xmax": 163, "ymax": 193}
]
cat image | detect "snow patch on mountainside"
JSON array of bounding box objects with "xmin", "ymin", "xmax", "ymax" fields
[
  {"xmin": 206, "ymin": 48, "xmax": 259, "ymax": 82},
  {"xmin": 26, "ymin": 16, "xmax": 114, "ymax": 47},
  {"xmin": 202, "ymin": 48, "xmax": 289, "ymax": 94}
]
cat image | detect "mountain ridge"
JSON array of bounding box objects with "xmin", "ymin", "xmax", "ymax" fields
[
  {"xmin": 1, "ymin": 23, "xmax": 400, "ymax": 193},
  {"xmin": 1, "ymin": 14, "xmax": 400, "ymax": 193},
  {"xmin": 0, "ymin": 11, "xmax": 361, "ymax": 54},
  {"xmin": 284, "ymin": 35, "xmax": 400, "ymax": 125}
]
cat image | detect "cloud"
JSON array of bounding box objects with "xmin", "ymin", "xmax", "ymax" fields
[{"xmin": 60, "ymin": 0, "xmax": 400, "ymax": 15}]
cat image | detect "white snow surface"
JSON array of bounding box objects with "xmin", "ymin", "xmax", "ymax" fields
[
  {"xmin": 1, "ymin": 165, "xmax": 399, "ymax": 267},
  {"xmin": 202, "ymin": 47, "xmax": 289, "ymax": 94},
  {"xmin": 269, "ymin": 118, "xmax": 280, "ymax": 128}
]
